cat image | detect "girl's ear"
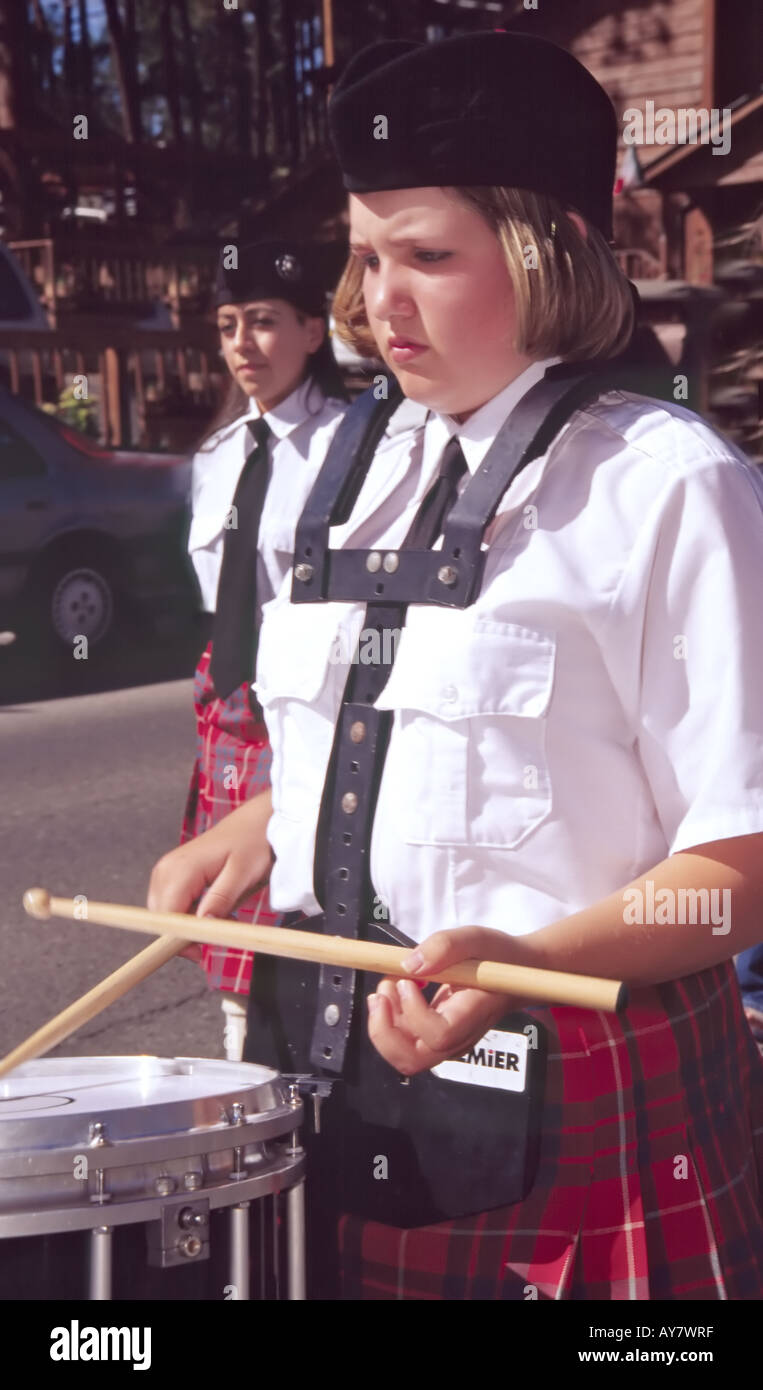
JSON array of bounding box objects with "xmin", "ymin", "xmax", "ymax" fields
[
  {"xmin": 304, "ymin": 315, "xmax": 327, "ymax": 354},
  {"xmin": 565, "ymin": 210, "xmax": 588, "ymax": 241}
]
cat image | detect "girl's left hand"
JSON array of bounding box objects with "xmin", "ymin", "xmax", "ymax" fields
[{"xmin": 367, "ymin": 926, "xmax": 527, "ymax": 1076}]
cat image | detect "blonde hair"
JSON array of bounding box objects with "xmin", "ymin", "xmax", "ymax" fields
[{"xmin": 332, "ymin": 186, "xmax": 634, "ymax": 364}]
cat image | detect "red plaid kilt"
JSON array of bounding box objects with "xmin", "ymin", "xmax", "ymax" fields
[
  {"xmin": 338, "ymin": 961, "xmax": 763, "ymax": 1299},
  {"xmin": 179, "ymin": 641, "xmax": 282, "ymax": 995}
]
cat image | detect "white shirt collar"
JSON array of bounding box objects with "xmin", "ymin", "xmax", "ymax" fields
[
  {"xmin": 424, "ymin": 357, "xmax": 561, "ymax": 476},
  {"xmin": 244, "ymin": 375, "xmax": 325, "ymax": 442}
]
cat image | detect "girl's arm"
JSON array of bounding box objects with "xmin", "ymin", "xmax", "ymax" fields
[
  {"xmin": 369, "ymin": 831, "xmax": 763, "ymax": 1075},
  {"xmin": 410, "ymin": 831, "xmax": 763, "ymax": 986}
]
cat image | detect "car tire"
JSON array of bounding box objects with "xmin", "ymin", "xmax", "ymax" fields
[{"xmin": 27, "ymin": 544, "xmax": 120, "ymax": 655}]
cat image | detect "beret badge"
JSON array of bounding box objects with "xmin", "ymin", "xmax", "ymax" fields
[{"xmin": 275, "ymin": 253, "xmax": 301, "ymax": 282}]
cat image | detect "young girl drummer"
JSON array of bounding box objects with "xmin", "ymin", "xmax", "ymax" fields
[
  {"xmin": 155, "ymin": 241, "xmax": 347, "ymax": 1057},
  {"xmin": 149, "ymin": 33, "xmax": 763, "ymax": 1300}
]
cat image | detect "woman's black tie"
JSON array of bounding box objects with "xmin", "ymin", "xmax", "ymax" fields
[{"xmin": 209, "ymin": 415, "xmax": 272, "ymax": 700}]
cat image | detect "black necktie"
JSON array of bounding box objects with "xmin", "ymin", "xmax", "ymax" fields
[
  {"xmin": 403, "ymin": 434, "xmax": 468, "ymax": 549},
  {"xmin": 209, "ymin": 415, "xmax": 272, "ymax": 700}
]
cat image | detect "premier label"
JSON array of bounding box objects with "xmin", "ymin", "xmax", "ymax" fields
[{"xmin": 431, "ymin": 1028, "xmax": 529, "ymax": 1092}]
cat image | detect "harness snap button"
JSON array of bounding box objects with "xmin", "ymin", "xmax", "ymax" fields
[
  {"xmin": 437, "ymin": 565, "xmax": 458, "ymax": 586},
  {"xmin": 294, "ymin": 562, "xmax": 313, "ymax": 582},
  {"xmin": 324, "ymin": 1004, "xmax": 341, "ymax": 1027},
  {"xmin": 382, "ymin": 552, "xmax": 399, "ymax": 573},
  {"xmin": 341, "ymin": 791, "xmax": 358, "ymax": 813},
  {"xmin": 349, "ymin": 720, "xmax": 366, "ymax": 743},
  {"xmin": 366, "ymin": 552, "xmax": 382, "ymax": 573}
]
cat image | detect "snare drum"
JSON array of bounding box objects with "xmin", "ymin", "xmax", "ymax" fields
[{"xmin": 0, "ymin": 1056, "xmax": 306, "ymax": 1301}]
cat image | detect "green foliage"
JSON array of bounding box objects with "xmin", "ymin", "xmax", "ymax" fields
[{"xmin": 42, "ymin": 383, "xmax": 100, "ymax": 436}]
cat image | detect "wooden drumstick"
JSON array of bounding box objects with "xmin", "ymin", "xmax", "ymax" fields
[
  {"xmin": 0, "ymin": 932, "xmax": 188, "ymax": 1079},
  {"xmin": 23, "ymin": 887, "xmax": 627, "ymax": 1013}
]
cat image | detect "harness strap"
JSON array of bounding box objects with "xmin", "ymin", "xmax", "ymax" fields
[
  {"xmin": 292, "ymin": 363, "xmax": 624, "ymax": 610},
  {"xmin": 306, "ymin": 363, "xmax": 624, "ymax": 1073}
]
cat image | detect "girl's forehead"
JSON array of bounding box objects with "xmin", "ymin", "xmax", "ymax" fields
[{"xmin": 348, "ymin": 186, "xmax": 469, "ymax": 236}]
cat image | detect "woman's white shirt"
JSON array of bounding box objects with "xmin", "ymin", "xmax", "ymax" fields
[
  {"xmin": 254, "ymin": 359, "xmax": 763, "ymax": 942},
  {"xmin": 187, "ymin": 377, "xmax": 347, "ymax": 618}
]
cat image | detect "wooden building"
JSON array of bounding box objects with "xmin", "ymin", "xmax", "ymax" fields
[
  {"xmin": 238, "ymin": 0, "xmax": 763, "ymax": 459},
  {"xmin": 1, "ymin": 0, "xmax": 760, "ymax": 455}
]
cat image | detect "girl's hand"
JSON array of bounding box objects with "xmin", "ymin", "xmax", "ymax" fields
[
  {"xmin": 367, "ymin": 926, "xmax": 526, "ymax": 1076},
  {"xmin": 146, "ymin": 792, "xmax": 274, "ymax": 962}
]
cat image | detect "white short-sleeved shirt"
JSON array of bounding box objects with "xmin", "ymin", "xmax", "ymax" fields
[
  {"xmin": 187, "ymin": 377, "xmax": 347, "ymax": 619},
  {"xmin": 254, "ymin": 358, "xmax": 763, "ymax": 942}
]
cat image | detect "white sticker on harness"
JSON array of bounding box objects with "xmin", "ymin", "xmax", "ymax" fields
[{"xmin": 431, "ymin": 1029, "xmax": 528, "ymax": 1092}]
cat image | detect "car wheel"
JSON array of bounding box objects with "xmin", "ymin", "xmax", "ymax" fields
[
  {"xmin": 49, "ymin": 564, "xmax": 115, "ymax": 648},
  {"xmin": 23, "ymin": 545, "xmax": 121, "ymax": 656}
]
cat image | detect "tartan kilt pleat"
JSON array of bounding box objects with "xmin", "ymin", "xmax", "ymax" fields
[
  {"xmin": 337, "ymin": 960, "xmax": 763, "ymax": 1300},
  {"xmin": 179, "ymin": 641, "xmax": 282, "ymax": 995}
]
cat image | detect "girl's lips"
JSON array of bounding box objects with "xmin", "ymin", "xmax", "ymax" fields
[{"xmin": 389, "ymin": 341, "xmax": 428, "ymax": 361}]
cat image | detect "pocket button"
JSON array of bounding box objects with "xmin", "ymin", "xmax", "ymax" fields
[{"xmin": 441, "ymin": 684, "xmax": 458, "ymax": 703}]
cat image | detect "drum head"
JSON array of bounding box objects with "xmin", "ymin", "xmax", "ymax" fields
[{"xmin": 0, "ymin": 1056, "xmax": 284, "ymax": 1149}]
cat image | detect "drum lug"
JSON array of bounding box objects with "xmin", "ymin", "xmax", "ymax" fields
[
  {"xmin": 227, "ymin": 1100, "xmax": 247, "ymax": 1180},
  {"xmin": 88, "ymin": 1120, "xmax": 112, "ymax": 1206},
  {"xmin": 283, "ymin": 1074, "xmax": 335, "ymax": 1135},
  {"xmin": 146, "ymin": 1197, "xmax": 211, "ymax": 1269}
]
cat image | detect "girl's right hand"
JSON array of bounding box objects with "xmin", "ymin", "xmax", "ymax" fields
[{"xmin": 146, "ymin": 792, "xmax": 274, "ymax": 962}]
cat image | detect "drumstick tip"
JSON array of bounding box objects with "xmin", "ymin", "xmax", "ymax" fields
[{"xmin": 23, "ymin": 887, "xmax": 51, "ymax": 919}]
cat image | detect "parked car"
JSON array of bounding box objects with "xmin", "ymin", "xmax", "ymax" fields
[
  {"xmin": 0, "ymin": 388, "xmax": 197, "ymax": 653},
  {"xmin": 0, "ymin": 243, "xmax": 51, "ymax": 331}
]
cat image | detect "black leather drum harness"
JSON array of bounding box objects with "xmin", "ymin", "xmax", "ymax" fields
[{"xmin": 244, "ymin": 362, "xmax": 642, "ymax": 1228}]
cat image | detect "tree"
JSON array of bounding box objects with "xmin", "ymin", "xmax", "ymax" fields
[
  {"xmin": 216, "ymin": 2, "xmax": 252, "ymax": 157},
  {"xmin": 281, "ymin": 0, "xmax": 299, "ymax": 165},
  {"xmin": 253, "ymin": 0, "xmax": 274, "ymax": 163},
  {"xmin": 160, "ymin": 0, "xmax": 184, "ymax": 145},
  {"xmin": 103, "ymin": 0, "xmax": 143, "ymax": 141},
  {"xmin": 77, "ymin": 0, "xmax": 94, "ymax": 106},
  {"xmin": 174, "ymin": 0, "xmax": 202, "ymax": 147},
  {"xmin": 30, "ymin": 0, "xmax": 57, "ymax": 100},
  {"xmin": 63, "ymin": 1, "xmax": 77, "ymax": 94}
]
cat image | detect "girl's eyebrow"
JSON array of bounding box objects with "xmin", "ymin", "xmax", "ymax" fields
[
  {"xmin": 349, "ymin": 234, "xmax": 446, "ymax": 250},
  {"xmin": 217, "ymin": 306, "xmax": 281, "ymax": 321}
]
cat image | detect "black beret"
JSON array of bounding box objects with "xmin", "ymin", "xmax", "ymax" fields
[
  {"xmin": 328, "ymin": 32, "xmax": 617, "ymax": 240},
  {"xmin": 213, "ymin": 240, "xmax": 327, "ymax": 314}
]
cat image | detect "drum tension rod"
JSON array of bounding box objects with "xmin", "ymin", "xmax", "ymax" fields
[
  {"xmin": 88, "ymin": 1120, "xmax": 112, "ymax": 1208},
  {"xmin": 228, "ymin": 1101, "xmax": 247, "ymax": 1180}
]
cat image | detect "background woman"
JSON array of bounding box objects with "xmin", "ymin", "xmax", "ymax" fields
[{"xmin": 163, "ymin": 240, "xmax": 347, "ymax": 1057}]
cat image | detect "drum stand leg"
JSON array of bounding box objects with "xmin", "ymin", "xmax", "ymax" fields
[
  {"xmin": 285, "ymin": 1085, "xmax": 306, "ymax": 1301},
  {"xmin": 229, "ymin": 1203, "xmax": 251, "ymax": 1301},
  {"xmin": 287, "ymin": 1181, "xmax": 306, "ymax": 1301},
  {"xmin": 89, "ymin": 1226, "xmax": 113, "ymax": 1300}
]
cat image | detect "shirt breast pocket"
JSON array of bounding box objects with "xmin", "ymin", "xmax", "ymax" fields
[
  {"xmin": 255, "ymin": 600, "xmax": 347, "ymax": 824},
  {"xmin": 375, "ymin": 620, "xmax": 556, "ymax": 850},
  {"xmin": 255, "ymin": 600, "xmax": 341, "ymax": 708}
]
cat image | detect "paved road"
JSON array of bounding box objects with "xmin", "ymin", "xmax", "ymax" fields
[{"xmin": 0, "ymin": 658, "xmax": 227, "ymax": 1065}]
